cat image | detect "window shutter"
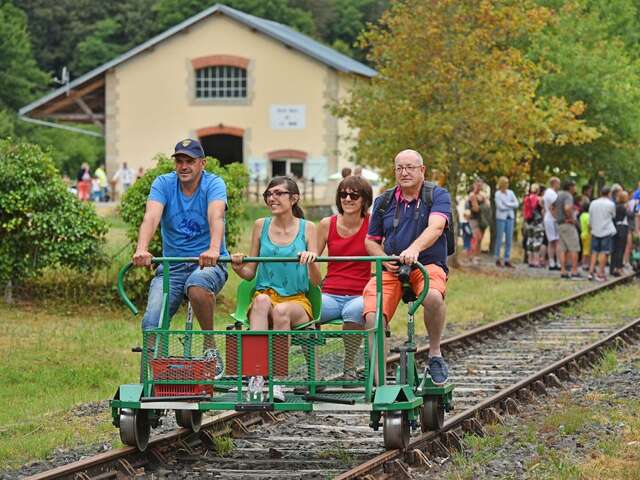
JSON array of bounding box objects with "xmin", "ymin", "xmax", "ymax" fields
[{"xmin": 305, "ymin": 157, "xmax": 328, "ymax": 182}]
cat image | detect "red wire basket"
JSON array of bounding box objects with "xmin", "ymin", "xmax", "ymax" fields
[{"xmin": 150, "ymin": 358, "xmax": 215, "ymax": 397}]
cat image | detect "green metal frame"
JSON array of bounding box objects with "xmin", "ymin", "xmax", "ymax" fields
[{"xmin": 112, "ymin": 256, "xmax": 450, "ymax": 418}]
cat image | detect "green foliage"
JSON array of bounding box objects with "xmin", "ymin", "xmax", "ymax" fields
[
  {"xmin": 71, "ymin": 18, "xmax": 127, "ymax": 74},
  {"xmin": 17, "ymin": 0, "xmax": 382, "ymax": 79},
  {"xmin": 0, "ymin": 1, "xmax": 48, "ymax": 110},
  {"xmin": 16, "ymin": 123, "xmax": 105, "ymax": 175},
  {"xmin": 335, "ymin": 0, "xmax": 598, "ymax": 203},
  {"xmin": 529, "ymin": 0, "xmax": 640, "ymax": 183},
  {"xmin": 0, "ymin": 139, "xmax": 107, "ymax": 288},
  {"xmin": 0, "ymin": 108, "xmax": 15, "ymax": 138},
  {"xmin": 119, "ymin": 155, "xmax": 247, "ymax": 300}
]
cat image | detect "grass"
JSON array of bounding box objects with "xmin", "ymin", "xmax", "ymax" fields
[
  {"xmin": 1, "ymin": 209, "xmax": 637, "ymax": 469},
  {"xmin": 442, "ymin": 349, "xmax": 640, "ymax": 480}
]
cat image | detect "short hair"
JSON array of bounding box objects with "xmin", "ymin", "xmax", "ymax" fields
[
  {"xmin": 600, "ymin": 185, "xmax": 611, "ymax": 196},
  {"xmin": 335, "ymin": 175, "xmax": 373, "ymax": 217},
  {"xmin": 341, "ymin": 167, "xmax": 352, "ymax": 178},
  {"xmin": 617, "ymin": 190, "xmax": 629, "ymax": 203},
  {"xmin": 549, "ymin": 176, "xmax": 560, "ymax": 186},
  {"xmin": 562, "ymin": 179, "xmax": 576, "ymax": 191}
]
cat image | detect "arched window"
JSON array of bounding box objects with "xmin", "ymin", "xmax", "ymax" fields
[{"xmin": 195, "ymin": 66, "xmax": 247, "ymax": 99}]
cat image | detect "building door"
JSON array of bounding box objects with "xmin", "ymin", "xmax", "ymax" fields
[{"xmin": 200, "ymin": 134, "xmax": 243, "ymax": 166}]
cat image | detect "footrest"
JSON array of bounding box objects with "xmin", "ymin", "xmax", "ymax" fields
[{"xmin": 235, "ymin": 403, "xmax": 275, "ymax": 411}]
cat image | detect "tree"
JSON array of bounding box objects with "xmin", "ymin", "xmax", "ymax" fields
[
  {"xmin": 529, "ymin": 0, "xmax": 640, "ymax": 184},
  {"xmin": 335, "ymin": 0, "xmax": 599, "ymax": 211},
  {"xmin": 71, "ymin": 18, "xmax": 127, "ymax": 74},
  {"xmin": 0, "ymin": 1, "xmax": 48, "ymax": 110},
  {"xmin": 0, "ymin": 140, "xmax": 107, "ymax": 302}
]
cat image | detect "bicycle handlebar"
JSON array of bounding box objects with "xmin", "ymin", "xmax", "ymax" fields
[{"xmin": 117, "ymin": 256, "xmax": 430, "ymax": 317}]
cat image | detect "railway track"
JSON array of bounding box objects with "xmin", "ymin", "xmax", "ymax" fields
[{"xmin": 25, "ymin": 273, "xmax": 637, "ymax": 480}]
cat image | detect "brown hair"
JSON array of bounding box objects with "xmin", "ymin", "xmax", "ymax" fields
[
  {"xmin": 264, "ymin": 176, "xmax": 305, "ymax": 218},
  {"xmin": 335, "ymin": 175, "xmax": 373, "ymax": 217}
]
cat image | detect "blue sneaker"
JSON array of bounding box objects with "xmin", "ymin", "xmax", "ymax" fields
[{"xmin": 426, "ymin": 356, "xmax": 449, "ymax": 386}]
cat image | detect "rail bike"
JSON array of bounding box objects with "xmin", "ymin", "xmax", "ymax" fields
[{"xmin": 110, "ymin": 256, "xmax": 454, "ymax": 451}]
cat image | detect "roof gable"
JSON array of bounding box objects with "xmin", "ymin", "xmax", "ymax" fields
[{"xmin": 20, "ymin": 3, "xmax": 376, "ymax": 117}]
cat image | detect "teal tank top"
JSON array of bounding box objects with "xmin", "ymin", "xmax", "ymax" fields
[{"xmin": 255, "ymin": 217, "xmax": 309, "ymax": 296}]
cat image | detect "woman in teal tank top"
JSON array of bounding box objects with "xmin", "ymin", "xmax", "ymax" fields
[
  {"xmin": 231, "ymin": 177, "xmax": 322, "ymax": 400},
  {"xmin": 231, "ymin": 176, "xmax": 321, "ymax": 324}
]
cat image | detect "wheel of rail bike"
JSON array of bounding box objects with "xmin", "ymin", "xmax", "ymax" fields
[
  {"xmin": 119, "ymin": 408, "xmax": 150, "ymax": 451},
  {"xmin": 383, "ymin": 410, "xmax": 410, "ymax": 449},
  {"xmin": 175, "ymin": 409, "xmax": 203, "ymax": 432},
  {"xmin": 420, "ymin": 396, "xmax": 444, "ymax": 432}
]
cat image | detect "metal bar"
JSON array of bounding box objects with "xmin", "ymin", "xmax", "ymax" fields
[
  {"xmin": 18, "ymin": 115, "xmax": 104, "ymax": 137},
  {"xmin": 375, "ymin": 259, "xmax": 385, "ymax": 386}
]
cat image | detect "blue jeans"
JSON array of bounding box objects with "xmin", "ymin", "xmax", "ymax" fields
[
  {"xmin": 141, "ymin": 263, "xmax": 227, "ymax": 330},
  {"xmin": 320, "ymin": 293, "xmax": 364, "ymax": 325},
  {"xmin": 494, "ymin": 217, "xmax": 514, "ymax": 261}
]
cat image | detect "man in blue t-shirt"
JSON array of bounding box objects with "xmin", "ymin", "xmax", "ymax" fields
[
  {"xmin": 133, "ymin": 139, "xmax": 228, "ymax": 342},
  {"xmin": 363, "ymin": 149, "xmax": 452, "ymax": 385}
]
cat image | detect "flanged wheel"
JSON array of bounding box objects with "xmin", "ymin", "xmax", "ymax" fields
[
  {"xmin": 119, "ymin": 408, "xmax": 150, "ymax": 451},
  {"xmin": 175, "ymin": 409, "xmax": 203, "ymax": 432},
  {"xmin": 420, "ymin": 396, "xmax": 444, "ymax": 432},
  {"xmin": 383, "ymin": 411, "xmax": 410, "ymax": 450}
]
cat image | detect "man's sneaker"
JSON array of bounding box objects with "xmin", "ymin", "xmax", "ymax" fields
[
  {"xmin": 571, "ymin": 272, "xmax": 583, "ymax": 280},
  {"xmin": 272, "ymin": 384, "xmax": 286, "ymax": 402},
  {"xmin": 202, "ymin": 348, "xmax": 225, "ymax": 379},
  {"xmin": 561, "ymin": 273, "xmax": 570, "ymax": 279},
  {"xmin": 426, "ymin": 356, "xmax": 449, "ymax": 386}
]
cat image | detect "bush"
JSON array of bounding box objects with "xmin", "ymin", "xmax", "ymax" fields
[
  {"xmin": 0, "ymin": 140, "xmax": 108, "ymax": 299},
  {"xmin": 119, "ymin": 155, "xmax": 248, "ymax": 302}
]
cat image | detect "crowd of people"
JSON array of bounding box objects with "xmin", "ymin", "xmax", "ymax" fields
[
  {"xmin": 461, "ymin": 175, "xmax": 640, "ymax": 281},
  {"xmin": 67, "ymin": 162, "xmax": 143, "ymax": 202}
]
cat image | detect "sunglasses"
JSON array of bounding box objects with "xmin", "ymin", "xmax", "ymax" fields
[
  {"xmin": 263, "ymin": 190, "xmax": 291, "ymax": 201},
  {"xmin": 339, "ymin": 191, "xmax": 361, "ymax": 200}
]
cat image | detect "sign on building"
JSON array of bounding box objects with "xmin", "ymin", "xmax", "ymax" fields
[{"xmin": 269, "ymin": 105, "xmax": 306, "ymax": 130}]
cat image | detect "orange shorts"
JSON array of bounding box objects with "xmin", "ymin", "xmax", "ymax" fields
[
  {"xmin": 362, "ymin": 264, "xmax": 447, "ymax": 322},
  {"xmin": 251, "ymin": 289, "xmax": 313, "ymax": 321}
]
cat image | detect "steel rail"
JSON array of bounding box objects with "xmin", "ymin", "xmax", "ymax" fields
[
  {"xmin": 336, "ymin": 312, "xmax": 640, "ymax": 478},
  {"xmin": 24, "ymin": 272, "xmax": 636, "ymax": 480}
]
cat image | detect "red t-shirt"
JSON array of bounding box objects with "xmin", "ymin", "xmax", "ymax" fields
[{"xmin": 322, "ymin": 214, "xmax": 371, "ymax": 296}]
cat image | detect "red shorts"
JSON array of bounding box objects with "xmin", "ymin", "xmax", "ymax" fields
[{"xmin": 362, "ymin": 264, "xmax": 447, "ymax": 322}]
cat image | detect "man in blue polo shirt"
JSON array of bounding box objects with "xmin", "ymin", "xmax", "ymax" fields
[
  {"xmin": 363, "ymin": 149, "xmax": 451, "ymax": 384},
  {"xmin": 133, "ymin": 139, "xmax": 228, "ymax": 349}
]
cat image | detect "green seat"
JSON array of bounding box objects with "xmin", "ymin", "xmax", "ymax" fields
[{"xmin": 231, "ymin": 278, "xmax": 323, "ymax": 329}]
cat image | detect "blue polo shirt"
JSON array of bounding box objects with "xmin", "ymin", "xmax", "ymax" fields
[
  {"xmin": 148, "ymin": 171, "xmax": 228, "ymax": 257},
  {"xmin": 367, "ymin": 184, "xmax": 451, "ymax": 272}
]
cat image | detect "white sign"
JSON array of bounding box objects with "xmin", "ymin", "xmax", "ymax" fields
[{"xmin": 270, "ymin": 105, "xmax": 306, "ymax": 130}]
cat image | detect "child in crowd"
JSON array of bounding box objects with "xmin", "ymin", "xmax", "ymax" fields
[
  {"xmin": 230, "ymin": 177, "xmax": 321, "ymax": 401},
  {"xmin": 579, "ymin": 200, "xmax": 591, "ymax": 270}
]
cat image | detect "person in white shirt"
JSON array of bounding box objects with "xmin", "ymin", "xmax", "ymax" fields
[
  {"xmin": 112, "ymin": 162, "xmax": 135, "ymax": 196},
  {"xmin": 494, "ymin": 176, "xmax": 519, "ymax": 267},
  {"xmin": 542, "ymin": 177, "xmax": 561, "ymax": 270},
  {"xmin": 588, "ymin": 186, "xmax": 616, "ymax": 281}
]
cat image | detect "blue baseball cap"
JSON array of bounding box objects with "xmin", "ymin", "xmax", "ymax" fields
[{"xmin": 172, "ymin": 138, "xmax": 205, "ymax": 158}]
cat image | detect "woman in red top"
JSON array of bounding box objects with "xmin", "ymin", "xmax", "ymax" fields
[{"xmin": 317, "ymin": 175, "xmax": 373, "ymax": 381}]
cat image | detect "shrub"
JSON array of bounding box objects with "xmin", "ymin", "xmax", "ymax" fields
[
  {"xmin": 119, "ymin": 155, "xmax": 248, "ymax": 302},
  {"xmin": 0, "ymin": 140, "xmax": 107, "ymax": 300}
]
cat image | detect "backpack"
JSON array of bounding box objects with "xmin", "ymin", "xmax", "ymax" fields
[
  {"xmin": 375, "ymin": 181, "xmax": 455, "ymax": 256},
  {"xmin": 522, "ymin": 195, "xmax": 533, "ymax": 222}
]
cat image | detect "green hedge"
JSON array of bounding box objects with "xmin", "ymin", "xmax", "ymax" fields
[{"xmin": 0, "ymin": 140, "xmax": 107, "ymax": 295}]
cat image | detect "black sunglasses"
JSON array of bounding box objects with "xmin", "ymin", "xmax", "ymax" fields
[
  {"xmin": 263, "ymin": 190, "xmax": 291, "ymax": 201},
  {"xmin": 339, "ymin": 191, "xmax": 361, "ymax": 200}
]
